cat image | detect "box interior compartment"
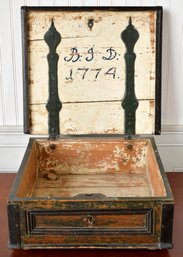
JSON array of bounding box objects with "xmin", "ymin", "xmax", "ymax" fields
[{"xmin": 16, "ymin": 138, "xmax": 166, "ymax": 199}]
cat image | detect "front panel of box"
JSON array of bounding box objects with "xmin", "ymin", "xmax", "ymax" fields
[{"xmin": 18, "ymin": 200, "xmax": 160, "ymax": 249}]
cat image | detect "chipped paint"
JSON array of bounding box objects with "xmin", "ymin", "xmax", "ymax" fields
[
  {"xmin": 36, "ymin": 139, "xmax": 148, "ymax": 178},
  {"xmin": 132, "ymin": 147, "xmax": 147, "ymax": 168},
  {"xmin": 148, "ymin": 12, "xmax": 156, "ymax": 51},
  {"xmin": 21, "ymin": 137, "xmax": 167, "ymax": 199},
  {"xmin": 26, "ymin": 10, "xmax": 157, "ymax": 135}
]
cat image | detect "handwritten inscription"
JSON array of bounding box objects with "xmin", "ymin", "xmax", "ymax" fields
[
  {"xmin": 64, "ymin": 46, "xmax": 121, "ymax": 82},
  {"xmin": 102, "ymin": 47, "xmax": 117, "ymax": 61},
  {"xmin": 64, "ymin": 46, "xmax": 118, "ymax": 63},
  {"xmin": 65, "ymin": 67, "xmax": 117, "ymax": 81}
]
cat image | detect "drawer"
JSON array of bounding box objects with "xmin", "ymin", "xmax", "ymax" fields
[{"xmin": 26, "ymin": 208, "xmax": 153, "ymax": 236}]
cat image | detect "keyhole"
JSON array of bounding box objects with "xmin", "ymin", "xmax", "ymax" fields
[{"xmin": 84, "ymin": 215, "xmax": 95, "ymax": 227}]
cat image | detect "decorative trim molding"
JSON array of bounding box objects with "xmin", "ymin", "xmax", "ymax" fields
[
  {"xmin": 0, "ymin": 38, "xmax": 6, "ymax": 125},
  {"xmin": 0, "ymin": 125, "xmax": 23, "ymax": 134},
  {"xmin": 161, "ymin": 125, "xmax": 183, "ymax": 134}
]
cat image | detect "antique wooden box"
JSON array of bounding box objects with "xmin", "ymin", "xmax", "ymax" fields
[{"xmin": 7, "ymin": 6, "xmax": 174, "ymax": 249}]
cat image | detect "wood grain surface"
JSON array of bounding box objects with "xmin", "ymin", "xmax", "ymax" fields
[
  {"xmin": 26, "ymin": 9, "xmax": 157, "ymax": 135},
  {"xmin": 1, "ymin": 172, "xmax": 183, "ymax": 257},
  {"xmin": 15, "ymin": 138, "xmax": 166, "ymax": 198}
]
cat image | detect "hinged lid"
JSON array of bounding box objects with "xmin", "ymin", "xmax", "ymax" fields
[{"xmin": 22, "ymin": 6, "xmax": 162, "ymax": 136}]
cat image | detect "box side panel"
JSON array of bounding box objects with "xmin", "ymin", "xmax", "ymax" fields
[
  {"xmin": 147, "ymin": 138, "xmax": 166, "ymax": 197},
  {"xmin": 15, "ymin": 140, "xmax": 38, "ymax": 198},
  {"xmin": 7, "ymin": 138, "xmax": 38, "ymax": 249},
  {"xmin": 150, "ymin": 137, "xmax": 174, "ymax": 199},
  {"xmin": 8, "ymin": 138, "xmax": 38, "ymax": 199}
]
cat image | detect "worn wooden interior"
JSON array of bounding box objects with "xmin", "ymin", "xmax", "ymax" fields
[{"xmin": 16, "ymin": 138, "xmax": 166, "ymax": 198}]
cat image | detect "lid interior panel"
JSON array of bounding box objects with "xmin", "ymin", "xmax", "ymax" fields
[{"xmin": 22, "ymin": 7, "xmax": 162, "ymax": 135}]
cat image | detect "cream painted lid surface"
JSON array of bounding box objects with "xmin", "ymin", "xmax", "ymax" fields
[{"xmin": 22, "ymin": 7, "xmax": 162, "ymax": 135}]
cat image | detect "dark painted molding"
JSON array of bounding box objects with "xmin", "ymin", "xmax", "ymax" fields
[
  {"xmin": 155, "ymin": 7, "xmax": 163, "ymax": 135},
  {"xmin": 26, "ymin": 208, "xmax": 153, "ymax": 236},
  {"xmin": 7, "ymin": 203, "xmax": 21, "ymax": 249},
  {"xmin": 160, "ymin": 204, "xmax": 174, "ymax": 247}
]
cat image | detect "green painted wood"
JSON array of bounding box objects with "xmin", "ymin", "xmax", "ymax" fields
[
  {"xmin": 44, "ymin": 20, "xmax": 62, "ymax": 137},
  {"xmin": 121, "ymin": 17, "xmax": 139, "ymax": 135}
]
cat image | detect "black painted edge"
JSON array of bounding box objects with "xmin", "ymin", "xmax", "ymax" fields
[
  {"xmin": 8, "ymin": 243, "xmax": 22, "ymax": 250},
  {"xmin": 159, "ymin": 242, "xmax": 173, "ymax": 249},
  {"xmin": 155, "ymin": 7, "xmax": 163, "ymax": 135},
  {"xmin": 160, "ymin": 204, "xmax": 174, "ymax": 247},
  {"xmin": 7, "ymin": 203, "xmax": 21, "ymax": 249},
  {"xmin": 21, "ymin": 6, "xmax": 162, "ymax": 12},
  {"xmin": 21, "ymin": 8, "xmax": 30, "ymax": 134}
]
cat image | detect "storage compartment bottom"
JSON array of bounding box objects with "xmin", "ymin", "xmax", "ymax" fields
[{"xmin": 32, "ymin": 172, "xmax": 152, "ymax": 198}]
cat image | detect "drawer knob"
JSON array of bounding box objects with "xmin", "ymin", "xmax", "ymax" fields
[{"xmin": 84, "ymin": 215, "xmax": 95, "ymax": 227}]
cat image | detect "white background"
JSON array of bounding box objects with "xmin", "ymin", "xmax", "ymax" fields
[{"xmin": 0, "ymin": 0, "xmax": 183, "ymax": 172}]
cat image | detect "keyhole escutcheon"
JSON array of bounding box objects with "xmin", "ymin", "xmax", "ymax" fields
[{"xmin": 84, "ymin": 215, "xmax": 95, "ymax": 227}]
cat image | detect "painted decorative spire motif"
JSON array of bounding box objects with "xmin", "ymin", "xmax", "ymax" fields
[
  {"xmin": 44, "ymin": 20, "xmax": 62, "ymax": 137},
  {"xmin": 121, "ymin": 17, "xmax": 139, "ymax": 135}
]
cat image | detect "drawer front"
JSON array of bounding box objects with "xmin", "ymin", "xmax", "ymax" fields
[{"xmin": 26, "ymin": 209, "xmax": 153, "ymax": 235}]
